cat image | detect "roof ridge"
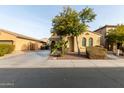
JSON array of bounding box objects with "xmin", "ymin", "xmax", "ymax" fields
[
  {"xmin": 94, "ymin": 25, "xmax": 117, "ymax": 32},
  {"xmin": 0, "ymin": 29, "xmax": 41, "ymax": 42}
]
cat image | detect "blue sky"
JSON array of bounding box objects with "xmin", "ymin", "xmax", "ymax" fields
[{"xmin": 0, "ymin": 5, "xmax": 124, "ymax": 39}]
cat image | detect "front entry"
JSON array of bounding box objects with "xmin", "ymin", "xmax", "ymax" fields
[{"xmin": 68, "ymin": 37, "xmax": 74, "ymax": 52}]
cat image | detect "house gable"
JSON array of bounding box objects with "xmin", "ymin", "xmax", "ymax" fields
[{"xmin": 72, "ymin": 31, "xmax": 101, "ymax": 52}]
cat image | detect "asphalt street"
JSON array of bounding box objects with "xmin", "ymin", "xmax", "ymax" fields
[{"xmin": 0, "ymin": 68, "xmax": 124, "ymax": 88}]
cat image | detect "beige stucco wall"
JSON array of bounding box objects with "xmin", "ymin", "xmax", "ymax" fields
[
  {"xmin": 15, "ymin": 38, "xmax": 42, "ymax": 51},
  {"xmin": 95, "ymin": 28, "xmax": 106, "ymax": 46},
  {"xmin": 73, "ymin": 32, "xmax": 101, "ymax": 52},
  {"xmin": 0, "ymin": 31, "xmax": 17, "ymax": 41},
  {"xmin": 0, "ymin": 31, "xmax": 42, "ymax": 51}
]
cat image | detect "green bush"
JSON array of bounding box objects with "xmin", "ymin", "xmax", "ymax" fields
[
  {"xmin": 0, "ymin": 44, "xmax": 15, "ymax": 56},
  {"xmin": 51, "ymin": 39, "xmax": 68, "ymax": 57},
  {"xmin": 86, "ymin": 47, "xmax": 107, "ymax": 59}
]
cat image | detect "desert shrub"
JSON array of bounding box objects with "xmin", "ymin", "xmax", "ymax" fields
[
  {"xmin": 51, "ymin": 41, "xmax": 62, "ymax": 57},
  {"xmin": 86, "ymin": 47, "xmax": 107, "ymax": 59},
  {"xmin": 0, "ymin": 44, "xmax": 15, "ymax": 56},
  {"xmin": 51, "ymin": 39, "xmax": 68, "ymax": 57},
  {"xmin": 7, "ymin": 45, "xmax": 15, "ymax": 53}
]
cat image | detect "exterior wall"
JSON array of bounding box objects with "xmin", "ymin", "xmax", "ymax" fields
[
  {"xmin": 66, "ymin": 36, "xmax": 74, "ymax": 52},
  {"xmin": 15, "ymin": 38, "xmax": 42, "ymax": 51},
  {"xmin": 95, "ymin": 26, "xmax": 116, "ymax": 47},
  {"xmin": 0, "ymin": 31, "xmax": 17, "ymax": 41},
  {"xmin": 0, "ymin": 31, "xmax": 42, "ymax": 51},
  {"xmin": 73, "ymin": 32, "xmax": 101, "ymax": 52},
  {"xmin": 95, "ymin": 28, "xmax": 106, "ymax": 46}
]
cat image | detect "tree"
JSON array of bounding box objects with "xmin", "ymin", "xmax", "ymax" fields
[
  {"xmin": 106, "ymin": 25, "xmax": 124, "ymax": 44},
  {"xmin": 52, "ymin": 7, "xmax": 80, "ymax": 36},
  {"xmin": 72, "ymin": 7, "xmax": 96, "ymax": 55},
  {"xmin": 52, "ymin": 6, "xmax": 96, "ymax": 55},
  {"xmin": 79, "ymin": 7, "xmax": 96, "ymax": 24},
  {"xmin": 77, "ymin": 7, "xmax": 96, "ymax": 54},
  {"xmin": 106, "ymin": 25, "xmax": 124, "ymax": 55},
  {"xmin": 70, "ymin": 23, "xmax": 87, "ymax": 55},
  {"xmin": 51, "ymin": 38, "xmax": 68, "ymax": 56}
]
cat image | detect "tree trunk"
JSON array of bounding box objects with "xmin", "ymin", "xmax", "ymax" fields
[
  {"xmin": 76, "ymin": 36, "xmax": 80, "ymax": 55},
  {"xmin": 60, "ymin": 36, "xmax": 64, "ymax": 55}
]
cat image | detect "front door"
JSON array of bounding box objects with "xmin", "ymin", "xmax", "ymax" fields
[{"xmin": 68, "ymin": 37, "xmax": 74, "ymax": 52}]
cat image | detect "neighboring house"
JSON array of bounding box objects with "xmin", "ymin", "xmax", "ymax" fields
[
  {"xmin": 50, "ymin": 31, "xmax": 101, "ymax": 52},
  {"xmin": 94, "ymin": 25, "xmax": 117, "ymax": 50},
  {"xmin": 0, "ymin": 29, "xmax": 44, "ymax": 51},
  {"xmin": 41, "ymin": 38, "xmax": 49, "ymax": 45}
]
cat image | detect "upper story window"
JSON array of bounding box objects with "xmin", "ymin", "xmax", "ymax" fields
[
  {"xmin": 89, "ymin": 38, "xmax": 93, "ymax": 47},
  {"xmin": 82, "ymin": 37, "xmax": 86, "ymax": 47}
]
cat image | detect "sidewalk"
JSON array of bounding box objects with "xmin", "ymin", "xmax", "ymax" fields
[
  {"xmin": 43, "ymin": 59, "xmax": 124, "ymax": 68},
  {"xmin": 0, "ymin": 59, "xmax": 124, "ymax": 68}
]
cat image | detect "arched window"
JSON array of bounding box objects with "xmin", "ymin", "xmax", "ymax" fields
[
  {"xmin": 82, "ymin": 37, "xmax": 86, "ymax": 47},
  {"xmin": 89, "ymin": 38, "xmax": 93, "ymax": 47}
]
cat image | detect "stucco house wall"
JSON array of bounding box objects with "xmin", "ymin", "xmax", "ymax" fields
[
  {"xmin": 15, "ymin": 38, "xmax": 42, "ymax": 51},
  {"xmin": 73, "ymin": 31, "xmax": 101, "ymax": 52},
  {"xmin": 0, "ymin": 30, "xmax": 17, "ymax": 41},
  {"xmin": 0, "ymin": 29, "xmax": 42, "ymax": 51},
  {"xmin": 94, "ymin": 27, "xmax": 106, "ymax": 46}
]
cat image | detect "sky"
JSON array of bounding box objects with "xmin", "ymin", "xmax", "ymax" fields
[{"xmin": 0, "ymin": 5, "xmax": 124, "ymax": 39}]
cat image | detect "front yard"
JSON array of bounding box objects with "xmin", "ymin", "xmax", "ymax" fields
[
  {"xmin": 50, "ymin": 46, "xmax": 110, "ymax": 60},
  {"xmin": 49, "ymin": 52, "xmax": 88, "ymax": 60},
  {"xmin": 49, "ymin": 51, "xmax": 124, "ymax": 60}
]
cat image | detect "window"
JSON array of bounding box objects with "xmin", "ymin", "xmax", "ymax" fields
[
  {"xmin": 89, "ymin": 38, "xmax": 93, "ymax": 47},
  {"xmin": 82, "ymin": 37, "xmax": 86, "ymax": 47}
]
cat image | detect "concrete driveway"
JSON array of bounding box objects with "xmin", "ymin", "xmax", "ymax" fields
[{"xmin": 0, "ymin": 50, "xmax": 50, "ymax": 68}]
